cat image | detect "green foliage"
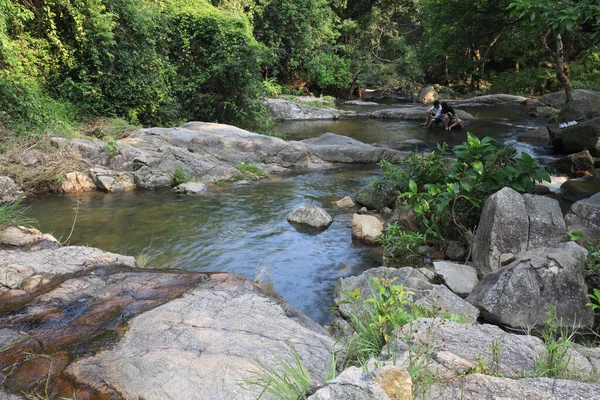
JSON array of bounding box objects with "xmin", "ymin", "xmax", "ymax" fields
[
  {"xmin": 571, "ymin": 49, "xmax": 600, "ymax": 91},
  {"xmin": 246, "ymin": 345, "xmax": 311, "ymax": 400},
  {"xmin": 235, "ymin": 162, "xmax": 267, "ymax": 180},
  {"xmin": 584, "ymin": 237, "xmax": 600, "ymax": 290},
  {"xmin": 490, "ymin": 68, "xmax": 560, "ymax": 96},
  {"xmin": 103, "ymin": 137, "xmax": 118, "ymax": 156},
  {"xmin": 379, "ymin": 224, "xmax": 426, "ymax": 266},
  {"xmin": 587, "ymin": 288, "xmax": 600, "ymax": 316},
  {"xmin": 261, "ymin": 78, "xmax": 283, "ymax": 98},
  {"xmin": 374, "ymin": 134, "xmax": 550, "ymax": 246},
  {"xmin": 171, "ymin": 166, "xmax": 187, "ymax": 185},
  {"xmin": 568, "ymin": 230, "xmax": 584, "ymax": 242},
  {"xmin": 304, "ymin": 52, "xmax": 352, "ymax": 91},
  {"xmin": 339, "ymin": 276, "xmax": 465, "ymax": 367},
  {"xmin": 536, "ymin": 307, "xmax": 574, "ymax": 379},
  {"xmin": 0, "ymin": 194, "xmax": 37, "ymax": 228}
]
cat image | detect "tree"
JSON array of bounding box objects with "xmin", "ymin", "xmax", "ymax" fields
[{"xmin": 508, "ymin": 0, "xmax": 600, "ymax": 103}]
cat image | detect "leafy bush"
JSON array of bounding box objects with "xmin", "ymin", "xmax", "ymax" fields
[
  {"xmin": 373, "ymin": 134, "xmax": 550, "ymax": 256},
  {"xmin": 571, "ymin": 50, "xmax": 600, "ymax": 92},
  {"xmin": 379, "ymin": 224, "xmax": 426, "ymax": 266},
  {"xmin": 170, "ymin": 166, "xmax": 187, "ymax": 185},
  {"xmin": 490, "ymin": 68, "xmax": 561, "ymax": 96}
]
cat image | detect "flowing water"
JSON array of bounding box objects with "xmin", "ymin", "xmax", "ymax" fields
[{"xmin": 24, "ymin": 103, "xmax": 554, "ymax": 324}]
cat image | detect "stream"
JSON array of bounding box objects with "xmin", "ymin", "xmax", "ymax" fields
[{"xmin": 24, "ymin": 103, "xmax": 554, "ymax": 325}]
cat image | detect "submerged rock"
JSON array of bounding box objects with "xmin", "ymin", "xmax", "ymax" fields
[
  {"xmin": 172, "ymin": 182, "xmax": 208, "ymax": 194},
  {"xmin": 369, "ymin": 107, "xmax": 474, "ymax": 121}
]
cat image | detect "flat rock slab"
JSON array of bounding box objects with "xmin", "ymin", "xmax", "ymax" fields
[
  {"xmin": 429, "ymin": 373, "xmax": 600, "ymax": 400},
  {"xmin": 70, "ymin": 273, "xmax": 335, "ymax": 400},
  {"xmin": 0, "ymin": 244, "xmax": 335, "ymax": 399},
  {"xmin": 433, "ymin": 261, "xmax": 478, "ymax": 296},
  {"xmin": 369, "ymin": 107, "xmax": 474, "ymax": 121}
]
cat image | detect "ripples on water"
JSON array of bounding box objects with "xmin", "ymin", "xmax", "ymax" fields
[{"xmin": 25, "ymin": 104, "xmax": 552, "ymax": 324}]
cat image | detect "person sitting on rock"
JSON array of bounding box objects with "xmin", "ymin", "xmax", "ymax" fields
[
  {"xmin": 441, "ymin": 101, "xmax": 462, "ymax": 131},
  {"xmin": 421, "ymin": 100, "xmax": 443, "ymax": 127}
]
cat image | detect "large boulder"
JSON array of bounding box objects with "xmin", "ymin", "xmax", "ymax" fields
[
  {"xmin": 549, "ymin": 117, "xmax": 600, "ymax": 156},
  {"xmin": 287, "ymin": 204, "xmax": 333, "ymax": 229},
  {"xmin": 518, "ymin": 127, "xmax": 551, "ymax": 146},
  {"xmin": 391, "ymin": 318, "xmax": 546, "ymax": 378},
  {"xmin": 264, "ymin": 98, "xmax": 349, "ymax": 120},
  {"xmin": 370, "ymin": 107, "xmax": 474, "ymax": 121},
  {"xmin": 539, "ymin": 89, "xmax": 600, "ymax": 109},
  {"xmin": 0, "ymin": 226, "xmax": 59, "ymax": 251},
  {"xmin": 522, "ymin": 194, "xmax": 567, "ymax": 250},
  {"xmin": 565, "ymin": 192, "xmax": 600, "ymax": 239},
  {"xmin": 471, "ymin": 187, "xmax": 529, "ymax": 275},
  {"xmin": 417, "ymin": 85, "xmax": 439, "ymax": 104},
  {"xmin": 552, "ymin": 150, "xmax": 595, "ymax": 173},
  {"xmin": 89, "ymin": 168, "xmax": 135, "ymax": 192},
  {"xmin": 560, "ymin": 179, "xmax": 600, "ymax": 202},
  {"xmin": 299, "ymin": 133, "xmax": 408, "ymax": 164},
  {"xmin": 352, "ymin": 214, "xmax": 384, "ymax": 244},
  {"xmin": 467, "ymin": 242, "xmax": 594, "ymax": 330},
  {"xmin": 355, "ymin": 183, "xmax": 397, "ymax": 211},
  {"xmin": 0, "ymin": 176, "xmax": 23, "ymax": 203},
  {"xmin": 0, "ymin": 243, "xmax": 335, "ymax": 399}
]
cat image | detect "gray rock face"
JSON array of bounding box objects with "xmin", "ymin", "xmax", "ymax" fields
[
  {"xmin": 552, "ymin": 150, "xmax": 595, "ymax": 174},
  {"xmin": 308, "ymin": 362, "xmax": 412, "ymax": 400},
  {"xmin": 472, "ymin": 187, "xmax": 529, "ymax": 275},
  {"xmin": 172, "ymin": 182, "xmax": 208, "ymax": 194},
  {"xmin": 70, "ymin": 274, "xmax": 335, "ymax": 400},
  {"xmin": 450, "ymin": 94, "xmax": 528, "ymax": 105},
  {"xmin": 393, "ymin": 318, "xmax": 546, "ymax": 378},
  {"xmin": 417, "ymin": 85, "xmax": 439, "ymax": 103},
  {"xmin": 467, "ymin": 242, "xmax": 594, "ymax": 330},
  {"xmin": 335, "ymin": 196, "xmax": 355, "ymax": 208},
  {"xmin": 523, "ymin": 194, "xmax": 567, "ymax": 250},
  {"xmin": 539, "ymin": 89, "xmax": 600, "ymax": 108},
  {"xmin": 549, "ymin": 117, "xmax": 600, "ymax": 156},
  {"xmin": 429, "ymin": 374, "xmax": 600, "ymax": 400},
  {"xmin": 565, "ymin": 192, "xmax": 600, "ymax": 239},
  {"xmin": 287, "ymin": 204, "xmax": 333, "ymax": 229},
  {"xmin": 0, "ymin": 176, "xmax": 23, "ymax": 203},
  {"xmin": 300, "ymin": 133, "xmax": 408, "ymax": 164},
  {"xmin": 445, "ymin": 241, "xmax": 466, "ymax": 261},
  {"xmin": 0, "ymin": 240, "xmax": 335, "ymax": 399},
  {"xmin": 370, "ymin": 107, "xmax": 474, "ymax": 121},
  {"xmin": 351, "ymin": 214, "xmax": 384, "ymax": 244},
  {"xmin": 264, "ymin": 98, "xmax": 346, "ymax": 120},
  {"xmin": 433, "ymin": 261, "xmax": 478, "ymax": 296},
  {"xmin": 0, "ymin": 226, "xmax": 59, "ymax": 252},
  {"xmin": 333, "ymin": 267, "xmax": 480, "ymax": 324},
  {"xmin": 518, "ymin": 127, "xmax": 551, "ymax": 146}
]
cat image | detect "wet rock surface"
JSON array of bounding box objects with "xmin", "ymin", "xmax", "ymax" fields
[{"xmin": 0, "ymin": 238, "xmax": 334, "ymax": 399}]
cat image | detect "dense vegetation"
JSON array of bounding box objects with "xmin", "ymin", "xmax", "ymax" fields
[{"xmin": 0, "ymin": 0, "xmax": 599, "ymax": 136}]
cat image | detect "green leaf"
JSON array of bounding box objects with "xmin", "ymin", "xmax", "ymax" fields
[
  {"xmin": 409, "ymin": 179, "xmax": 417, "ymax": 194},
  {"xmin": 471, "ymin": 160, "xmax": 484, "ymax": 174}
]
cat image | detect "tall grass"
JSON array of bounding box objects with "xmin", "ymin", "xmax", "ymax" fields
[
  {"xmin": 245, "ymin": 345, "xmax": 311, "ymax": 400},
  {"xmin": 0, "ymin": 194, "xmax": 37, "ymax": 228}
]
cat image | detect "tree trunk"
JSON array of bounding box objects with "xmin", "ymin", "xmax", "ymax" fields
[{"xmin": 554, "ymin": 33, "xmax": 575, "ymax": 104}]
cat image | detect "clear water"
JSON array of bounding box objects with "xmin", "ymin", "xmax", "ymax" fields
[{"xmin": 25, "ymin": 104, "xmax": 553, "ymax": 324}]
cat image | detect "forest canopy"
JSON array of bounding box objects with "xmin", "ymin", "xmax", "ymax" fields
[{"xmin": 0, "ymin": 0, "xmax": 599, "ymax": 134}]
